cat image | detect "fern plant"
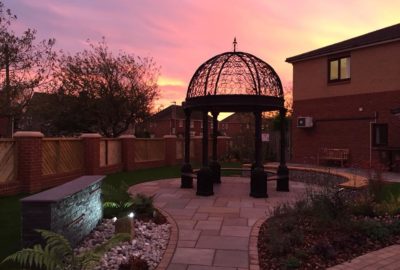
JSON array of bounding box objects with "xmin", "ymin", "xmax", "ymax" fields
[
  {"xmin": 2, "ymin": 229, "xmax": 130, "ymax": 270},
  {"xmin": 102, "ymin": 181, "xmax": 134, "ymax": 218}
]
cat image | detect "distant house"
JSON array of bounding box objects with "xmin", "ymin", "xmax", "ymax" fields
[
  {"xmin": 142, "ymin": 105, "xmax": 214, "ymax": 138},
  {"xmin": 219, "ymin": 113, "xmax": 253, "ymax": 137},
  {"xmin": 286, "ymin": 23, "xmax": 400, "ymax": 168}
]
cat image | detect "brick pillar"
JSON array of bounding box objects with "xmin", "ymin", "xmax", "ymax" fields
[
  {"xmin": 164, "ymin": 135, "xmax": 177, "ymax": 166},
  {"xmin": 119, "ymin": 135, "xmax": 135, "ymax": 171},
  {"xmin": 193, "ymin": 136, "xmax": 202, "ymax": 163},
  {"xmin": 14, "ymin": 131, "xmax": 44, "ymax": 194},
  {"xmin": 80, "ymin": 133, "xmax": 101, "ymax": 175}
]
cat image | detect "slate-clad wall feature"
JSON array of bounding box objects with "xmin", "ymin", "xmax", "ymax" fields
[{"xmin": 21, "ymin": 175, "xmax": 104, "ymax": 248}]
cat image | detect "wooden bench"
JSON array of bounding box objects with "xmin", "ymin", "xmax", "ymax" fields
[{"xmin": 317, "ymin": 148, "xmax": 349, "ymax": 167}]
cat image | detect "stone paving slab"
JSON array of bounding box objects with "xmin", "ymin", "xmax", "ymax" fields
[
  {"xmin": 129, "ymin": 176, "xmax": 400, "ymax": 270},
  {"xmin": 328, "ymin": 245, "xmax": 400, "ymax": 270}
]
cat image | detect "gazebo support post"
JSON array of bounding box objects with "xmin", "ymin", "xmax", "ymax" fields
[
  {"xmin": 250, "ymin": 110, "xmax": 268, "ymax": 198},
  {"xmin": 181, "ymin": 109, "xmax": 193, "ymax": 188},
  {"xmin": 196, "ymin": 110, "xmax": 213, "ymax": 196},
  {"xmin": 210, "ymin": 111, "xmax": 221, "ymax": 184},
  {"xmin": 277, "ymin": 108, "xmax": 289, "ymax": 191}
]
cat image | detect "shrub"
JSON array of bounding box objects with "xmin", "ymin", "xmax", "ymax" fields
[
  {"xmin": 132, "ymin": 193, "xmax": 155, "ymax": 220},
  {"xmin": 285, "ymin": 255, "xmax": 301, "ymax": 269},
  {"xmin": 357, "ymin": 219, "xmax": 391, "ymax": 242},
  {"xmin": 267, "ymin": 227, "xmax": 292, "ymax": 256},
  {"xmin": 309, "ymin": 189, "xmax": 348, "ymax": 224},
  {"xmin": 312, "ymin": 240, "xmax": 336, "ymax": 260},
  {"xmin": 350, "ymin": 197, "xmax": 376, "ymax": 217},
  {"xmin": 102, "ymin": 181, "xmax": 133, "ymax": 218},
  {"xmin": 288, "ymin": 229, "xmax": 304, "ymax": 246}
]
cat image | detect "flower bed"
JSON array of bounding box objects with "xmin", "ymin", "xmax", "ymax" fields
[{"xmin": 258, "ymin": 181, "xmax": 400, "ymax": 269}]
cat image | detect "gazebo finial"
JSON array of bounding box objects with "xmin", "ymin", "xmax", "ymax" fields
[{"xmin": 233, "ymin": 37, "xmax": 237, "ymax": 52}]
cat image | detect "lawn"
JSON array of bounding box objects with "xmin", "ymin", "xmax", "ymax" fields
[{"xmin": 0, "ymin": 162, "xmax": 241, "ymax": 269}]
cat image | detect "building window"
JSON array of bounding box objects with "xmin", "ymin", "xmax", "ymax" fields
[
  {"xmin": 372, "ymin": 123, "xmax": 388, "ymax": 147},
  {"xmin": 328, "ymin": 56, "xmax": 350, "ymax": 82},
  {"xmin": 179, "ymin": 120, "xmax": 183, "ymax": 128},
  {"xmin": 190, "ymin": 120, "xmax": 194, "ymax": 128}
]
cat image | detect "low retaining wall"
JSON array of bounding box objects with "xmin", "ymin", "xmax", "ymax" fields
[
  {"xmin": 21, "ymin": 175, "xmax": 104, "ymax": 247},
  {"xmin": 241, "ymin": 163, "xmax": 367, "ymax": 188}
]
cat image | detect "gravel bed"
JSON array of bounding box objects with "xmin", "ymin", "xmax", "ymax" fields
[{"xmin": 74, "ymin": 218, "xmax": 171, "ymax": 269}]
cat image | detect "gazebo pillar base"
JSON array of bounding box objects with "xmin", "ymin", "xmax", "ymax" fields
[
  {"xmin": 209, "ymin": 160, "xmax": 221, "ymax": 184},
  {"xmin": 277, "ymin": 165, "xmax": 289, "ymax": 192},
  {"xmin": 181, "ymin": 163, "xmax": 193, "ymax": 189},
  {"xmin": 196, "ymin": 166, "xmax": 214, "ymax": 196},
  {"xmin": 250, "ymin": 167, "xmax": 268, "ymax": 198}
]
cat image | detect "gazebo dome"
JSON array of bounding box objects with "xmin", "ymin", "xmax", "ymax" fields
[{"xmin": 187, "ymin": 51, "xmax": 283, "ymax": 99}]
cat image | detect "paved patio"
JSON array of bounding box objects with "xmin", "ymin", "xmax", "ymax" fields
[{"xmin": 128, "ymin": 176, "xmax": 400, "ymax": 270}]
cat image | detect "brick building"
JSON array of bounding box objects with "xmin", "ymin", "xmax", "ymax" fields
[
  {"xmin": 286, "ymin": 23, "xmax": 400, "ymax": 167},
  {"xmin": 219, "ymin": 113, "xmax": 253, "ymax": 137},
  {"xmin": 143, "ymin": 105, "xmax": 214, "ymax": 138}
]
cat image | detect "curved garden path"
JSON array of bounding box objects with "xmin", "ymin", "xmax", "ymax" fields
[{"xmin": 128, "ymin": 176, "xmax": 400, "ymax": 270}]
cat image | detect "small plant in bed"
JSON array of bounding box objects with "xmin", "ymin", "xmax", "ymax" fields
[
  {"xmin": 258, "ymin": 180, "xmax": 400, "ymax": 269},
  {"xmin": 102, "ymin": 182, "xmax": 166, "ymax": 224},
  {"xmin": 1, "ymin": 229, "xmax": 130, "ymax": 270}
]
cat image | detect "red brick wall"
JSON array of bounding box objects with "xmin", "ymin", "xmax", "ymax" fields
[
  {"xmin": 293, "ymin": 41, "xmax": 400, "ymax": 101},
  {"xmin": 292, "ymin": 90, "xmax": 400, "ymax": 165},
  {"xmin": 0, "ymin": 133, "xmax": 232, "ymax": 196}
]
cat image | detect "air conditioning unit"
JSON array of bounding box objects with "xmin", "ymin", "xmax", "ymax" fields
[{"xmin": 297, "ymin": 116, "xmax": 313, "ymax": 128}]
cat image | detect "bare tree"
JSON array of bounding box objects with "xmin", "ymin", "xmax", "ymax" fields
[
  {"xmin": 0, "ymin": 1, "xmax": 56, "ymax": 129},
  {"xmin": 55, "ymin": 39, "xmax": 159, "ymax": 137}
]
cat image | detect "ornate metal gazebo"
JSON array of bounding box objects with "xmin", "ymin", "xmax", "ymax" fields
[{"xmin": 181, "ymin": 40, "xmax": 289, "ymax": 198}]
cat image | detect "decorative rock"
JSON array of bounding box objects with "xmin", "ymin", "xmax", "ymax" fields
[{"xmin": 74, "ymin": 218, "xmax": 171, "ymax": 270}]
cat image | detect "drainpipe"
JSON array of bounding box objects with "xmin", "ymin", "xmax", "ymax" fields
[{"xmin": 369, "ymin": 111, "xmax": 378, "ymax": 166}]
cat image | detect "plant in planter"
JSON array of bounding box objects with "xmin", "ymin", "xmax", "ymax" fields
[
  {"xmin": 1, "ymin": 229, "xmax": 130, "ymax": 270},
  {"xmin": 102, "ymin": 181, "xmax": 133, "ymax": 218},
  {"xmin": 131, "ymin": 193, "xmax": 155, "ymax": 220}
]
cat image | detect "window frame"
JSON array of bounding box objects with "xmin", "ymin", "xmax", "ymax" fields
[
  {"xmin": 328, "ymin": 55, "xmax": 351, "ymax": 83},
  {"xmin": 371, "ymin": 123, "xmax": 388, "ymax": 147}
]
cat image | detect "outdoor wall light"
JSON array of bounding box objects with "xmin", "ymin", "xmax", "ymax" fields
[
  {"xmin": 358, "ymin": 107, "xmax": 363, "ymax": 112},
  {"xmin": 112, "ymin": 217, "xmax": 117, "ymax": 222},
  {"xmin": 128, "ymin": 212, "xmax": 135, "ymax": 218}
]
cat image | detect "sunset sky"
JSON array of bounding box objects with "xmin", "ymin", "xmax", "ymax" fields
[{"xmin": 4, "ymin": 0, "xmax": 399, "ymax": 110}]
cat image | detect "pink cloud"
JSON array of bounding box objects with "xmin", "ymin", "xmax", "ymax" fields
[{"xmin": 3, "ymin": 0, "xmax": 400, "ymax": 107}]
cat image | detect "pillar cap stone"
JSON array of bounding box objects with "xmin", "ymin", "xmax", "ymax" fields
[
  {"xmin": 13, "ymin": 131, "xmax": 44, "ymax": 138},
  {"xmin": 80, "ymin": 133, "xmax": 102, "ymax": 138},
  {"xmin": 118, "ymin": 134, "xmax": 136, "ymax": 139},
  {"xmin": 163, "ymin": 135, "xmax": 177, "ymax": 138}
]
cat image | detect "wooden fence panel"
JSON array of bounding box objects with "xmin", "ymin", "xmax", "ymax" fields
[
  {"xmin": 134, "ymin": 139, "xmax": 165, "ymax": 162},
  {"xmin": 100, "ymin": 140, "xmax": 106, "ymax": 167},
  {"xmin": 0, "ymin": 140, "xmax": 16, "ymax": 184},
  {"xmin": 42, "ymin": 139, "xmax": 83, "ymax": 175},
  {"xmin": 100, "ymin": 139, "xmax": 122, "ymax": 167},
  {"xmin": 107, "ymin": 140, "xmax": 121, "ymax": 166}
]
